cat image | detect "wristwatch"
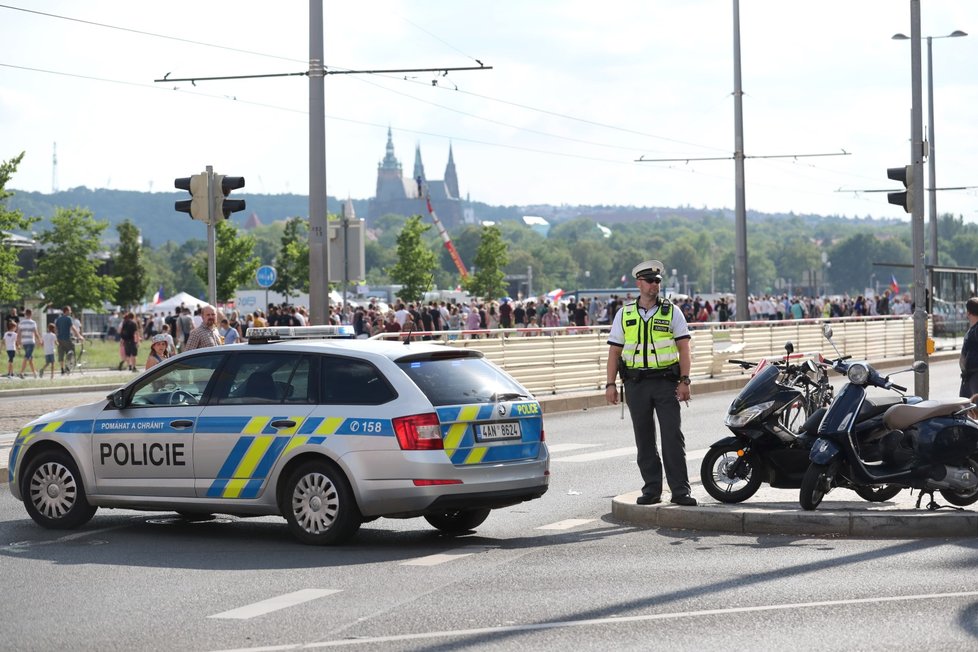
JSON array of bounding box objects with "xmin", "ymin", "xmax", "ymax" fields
[{"xmin": 679, "ymin": 375, "xmax": 691, "ymax": 385}]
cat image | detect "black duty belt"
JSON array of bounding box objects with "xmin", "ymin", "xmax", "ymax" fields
[{"xmin": 622, "ymin": 366, "xmax": 676, "ymax": 381}]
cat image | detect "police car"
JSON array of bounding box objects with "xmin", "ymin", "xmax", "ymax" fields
[{"xmin": 9, "ymin": 326, "xmax": 549, "ymax": 545}]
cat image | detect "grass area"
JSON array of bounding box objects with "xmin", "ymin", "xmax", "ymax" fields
[{"xmin": 1, "ymin": 338, "xmax": 148, "ymax": 391}]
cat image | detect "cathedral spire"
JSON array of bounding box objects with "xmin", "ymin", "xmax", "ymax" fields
[
  {"xmin": 413, "ymin": 142, "xmax": 427, "ymax": 182},
  {"xmin": 444, "ymin": 142, "xmax": 459, "ymax": 199},
  {"xmin": 379, "ymin": 126, "xmax": 401, "ymax": 172}
]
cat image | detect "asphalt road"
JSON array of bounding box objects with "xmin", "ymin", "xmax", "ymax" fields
[{"xmin": 2, "ymin": 360, "xmax": 976, "ymax": 650}]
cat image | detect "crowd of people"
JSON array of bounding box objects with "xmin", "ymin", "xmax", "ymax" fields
[{"xmin": 1, "ymin": 288, "xmax": 917, "ymax": 378}]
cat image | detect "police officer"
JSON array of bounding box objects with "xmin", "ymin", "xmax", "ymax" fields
[{"xmin": 606, "ymin": 259, "xmax": 696, "ymax": 506}]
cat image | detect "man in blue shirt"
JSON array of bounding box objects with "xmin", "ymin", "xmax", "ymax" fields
[
  {"xmin": 960, "ymin": 298, "xmax": 978, "ymax": 398},
  {"xmin": 55, "ymin": 306, "xmax": 83, "ymax": 375}
]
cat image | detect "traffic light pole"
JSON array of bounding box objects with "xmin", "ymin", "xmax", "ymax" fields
[
  {"xmin": 308, "ymin": 0, "xmax": 328, "ymax": 326},
  {"xmin": 909, "ymin": 0, "xmax": 929, "ymax": 399},
  {"xmin": 206, "ymin": 165, "xmax": 218, "ymax": 307}
]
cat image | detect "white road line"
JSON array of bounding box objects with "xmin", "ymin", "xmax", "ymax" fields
[
  {"xmin": 209, "ymin": 589, "xmax": 342, "ymax": 620},
  {"xmin": 217, "ymin": 589, "xmax": 978, "ymax": 649},
  {"xmin": 551, "ymin": 447, "xmax": 636, "ymax": 462},
  {"xmin": 400, "ymin": 545, "xmax": 493, "ymax": 567},
  {"xmin": 536, "ymin": 519, "xmax": 595, "ymax": 530},
  {"xmin": 546, "ymin": 443, "xmax": 600, "ymax": 453},
  {"xmin": 687, "ymin": 447, "xmax": 707, "ymax": 461}
]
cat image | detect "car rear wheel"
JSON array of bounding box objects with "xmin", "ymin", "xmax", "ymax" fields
[
  {"xmin": 282, "ymin": 461, "xmax": 361, "ymax": 545},
  {"xmin": 22, "ymin": 450, "xmax": 97, "ymax": 529},
  {"xmin": 424, "ymin": 508, "xmax": 491, "ymax": 533}
]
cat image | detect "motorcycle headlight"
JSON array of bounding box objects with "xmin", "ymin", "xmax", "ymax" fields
[
  {"xmin": 847, "ymin": 363, "xmax": 870, "ymax": 385},
  {"xmin": 725, "ymin": 400, "xmax": 775, "ymax": 427}
]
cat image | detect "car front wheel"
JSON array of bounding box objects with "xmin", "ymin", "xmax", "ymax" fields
[
  {"xmin": 282, "ymin": 461, "xmax": 361, "ymax": 545},
  {"xmin": 22, "ymin": 450, "xmax": 97, "ymax": 529}
]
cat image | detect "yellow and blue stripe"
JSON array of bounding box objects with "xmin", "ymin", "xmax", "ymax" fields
[{"xmin": 435, "ymin": 403, "xmax": 543, "ymax": 466}]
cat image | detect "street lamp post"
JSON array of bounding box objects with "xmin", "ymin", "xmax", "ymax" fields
[{"xmin": 892, "ymin": 29, "xmax": 968, "ymax": 267}]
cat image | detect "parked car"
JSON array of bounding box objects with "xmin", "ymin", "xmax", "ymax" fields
[{"xmin": 9, "ymin": 326, "xmax": 549, "ymax": 545}]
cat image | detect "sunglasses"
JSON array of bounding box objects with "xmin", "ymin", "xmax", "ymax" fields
[{"xmin": 638, "ymin": 277, "xmax": 661, "ymax": 284}]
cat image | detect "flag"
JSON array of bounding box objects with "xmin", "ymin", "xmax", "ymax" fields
[
  {"xmin": 889, "ymin": 275, "xmax": 899, "ymax": 294},
  {"xmin": 152, "ymin": 285, "xmax": 163, "ymax": 304}
]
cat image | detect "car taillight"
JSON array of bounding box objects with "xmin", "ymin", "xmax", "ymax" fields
[{"xmin": 393, "ymin": 413, "xmax": 443, "ymax": 450}]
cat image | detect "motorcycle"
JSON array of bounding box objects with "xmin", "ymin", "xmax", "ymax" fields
[
  {"xmin": 701, "ymin": 342, "xmax": 910, "ymax": 503},
  {"xmin": 800, "ymin": 325, "xmax": 978, "ymax": 510}
]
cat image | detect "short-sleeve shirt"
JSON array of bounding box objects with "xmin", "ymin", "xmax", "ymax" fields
[
  {"xmin": 607, "ymin": 301, "xmax": 691, "ymax": 347},
  {"xmin": 17, "ymin": 318, "xmax": 38, "ymax": 345},
  {"xmin": 55, "ymin": 314, "xmax": 73, "ymax": 342}
]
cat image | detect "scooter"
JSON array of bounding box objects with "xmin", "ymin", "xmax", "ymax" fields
[
  {"xmin": 701, "ymin": 342, "xmax": 910, "ymax": 503},
  {"xmin": 799, "ymin": 325, "xmax": 978, "ymax": 510}
]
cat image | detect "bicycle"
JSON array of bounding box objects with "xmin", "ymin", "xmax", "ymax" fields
[{"xmin": 64, "ymin": 338, "xmax": 86, "ymax": 375}]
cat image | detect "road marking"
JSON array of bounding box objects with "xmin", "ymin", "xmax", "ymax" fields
[
  {"xmin": 546, "ymin": 443, "xmax": 600, "ymax": 453},
  {"xmin": 400, "ymin": 545, "xmax": 492, "ymax": 566},
  {"xmin": 209, "ymin": 589, "xmax": 342, "ymax": 620},
  {"xmin": 687, "ymin": 447, "xmax": 707, "ymax": 461},
  {"xmin": 551, "ymin": 446, "xmax": 635, "ymax": 462},
  {"xmin": 218, "ymin": 589, "xmax": 978, "ymax": 649},
  {"xmin": 536, "ymin": 519, "xmax": 595, "ymax": 530}
]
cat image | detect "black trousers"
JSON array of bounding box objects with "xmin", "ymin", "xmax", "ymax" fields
[{"xmin": 624, "ymin": 375, "xmax": 691, "ymax": 498}]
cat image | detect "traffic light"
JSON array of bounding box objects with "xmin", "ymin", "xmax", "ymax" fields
[
  {"xmin": 174, "ymin": 174, "xmax": 209, "ymax": 221},
  {"xmin": 212, "ymin": 175, "xmax": 246, "ymax": 219},
  {"xmin": 887, "ymin": 165, "xmax": 913, "ymax": 213}
]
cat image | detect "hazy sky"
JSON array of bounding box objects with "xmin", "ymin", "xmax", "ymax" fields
[{"xmin": 2, "ymin": 1, "xmax": 976, "ymax": 221}]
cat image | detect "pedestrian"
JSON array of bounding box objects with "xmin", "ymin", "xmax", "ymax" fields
[
  {"xmin": 959, "ymin": 297, "xmax": 978, "ymax": 398},
  {"xmin": 119, "ymin": 312, "xmax": 140, "ymax": 372},
  {"xmin": 55, "ymin": 306, "xmax": 83, "ymax": 375},
  {"xmin": 605, "ymin": 259, "xmax": 696, "ymax": 506},
  {"xmin": 17, "ymin": 308, "xmax": 39, "ymax": 378},
  {"xmin": 145, "ymin": 333, "xmax": 171, "ymax": 370},
  {"xmin": 220, "ymin": 318, "xmax": 239, "ymax": 344},
  {"xmin": 183, "ymin": 305, "xmax": 222, "ymax": 350},
  {"xmin": 39, "ymin": 323, "xmax": 57, "ymax": 379},
  {"xmin": 4, "ymin": 320, "xmax": 18, "ymax": 377}
]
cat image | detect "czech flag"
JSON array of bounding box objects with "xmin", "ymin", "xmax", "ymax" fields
[
  {"xmin": 889, "ymin": 275, "xmax": 900, "ymax": 294},
  {"xmin": 546, "ymin": 288, "xmax": 564, "ymax": 302},
  {"xmin": 152, "ymin": 285, "xmax": 163, "ymax": 304}
]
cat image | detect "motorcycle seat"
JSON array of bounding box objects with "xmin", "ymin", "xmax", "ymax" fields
[
  {"xmin": 859, "ymin": 396, "xmax": 905, "ymax": 420},
  {"xmin": 884, "ymin": 398, "xmax": 972, "ymax": 430}
]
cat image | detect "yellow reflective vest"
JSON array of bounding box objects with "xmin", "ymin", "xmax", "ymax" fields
[{"xmin": 620, "ymin": 301, "xmax": 679, "ymax": 369}]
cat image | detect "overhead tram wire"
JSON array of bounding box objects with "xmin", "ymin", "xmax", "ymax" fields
[{"xmin": 0, "ymin": 3, "xmax": 305, "ymax": 64}]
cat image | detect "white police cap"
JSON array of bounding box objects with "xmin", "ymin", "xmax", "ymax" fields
[{"xmin": 631, "ymin": 259, "xmax": 664, "ymax": 280}]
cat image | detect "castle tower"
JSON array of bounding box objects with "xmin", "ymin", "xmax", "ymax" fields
[
  {"xmin": 413, "ymin": 143, "xmax": 427, "ymax": 184},
  {"xmin": 375, "ymin": 127, "xmax": 405, "ymax": 201},
  {"xmin": 444, "ymin": 143, "xmax": 459, "ymax": 200}
]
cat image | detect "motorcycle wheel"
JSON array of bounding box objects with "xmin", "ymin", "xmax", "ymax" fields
[
  {"xmin": 800, "ymin": 462, "xmax": 837, "ymax": 511},
  {"xmin": 940, "ymin": 459, "xmax": 978, "ymax": 506},
  {"xmin": 700, "ymin": 444, "xmax": 762, "ymax": 503},
  {"xmin": 853, "ymin": 485, "xmax": 902, "ymax": 502}
]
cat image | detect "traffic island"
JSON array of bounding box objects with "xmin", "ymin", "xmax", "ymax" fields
[{"xmin": 612, "ymin": 487, "xmax": 978, "ymax": 538}]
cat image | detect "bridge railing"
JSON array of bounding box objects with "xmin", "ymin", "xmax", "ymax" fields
[{"xmin": 372, "ymin": 315, "xmax": 924, "ymax": 396}]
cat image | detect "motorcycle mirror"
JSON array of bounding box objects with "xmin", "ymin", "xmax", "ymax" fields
[
  {"xmin": 784, "ymin": 341, "xmax": 794, "ymax": 355},
  {"xmin": 912, "ymin": 360, "xmax": 928, "ymax": 373},
  {"xmin": 822, "ymin": 324, "xmax": 834, "ymax": 340}
]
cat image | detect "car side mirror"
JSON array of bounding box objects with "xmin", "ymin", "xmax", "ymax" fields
[{"xmin": 110, "ymin": 388, "xmax": 127, "ymax": 409}]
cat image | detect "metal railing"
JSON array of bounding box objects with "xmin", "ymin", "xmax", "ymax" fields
[{"xmin": 373, "ymin": 316, "xmax": 923, "ymax": 396}]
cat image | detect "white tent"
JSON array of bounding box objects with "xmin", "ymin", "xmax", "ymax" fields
[{"xmin": 141, "ymin": 292, "xmax": 211, "ymax": 314}]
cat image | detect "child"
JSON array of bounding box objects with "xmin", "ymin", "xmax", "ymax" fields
[
  {"xmin": 4, "ymin": 320, "xmax": 18, "ymax": 377},
  {"xmin": 39, "ymin": 323, "xmax": 57, "ymax": 379}
]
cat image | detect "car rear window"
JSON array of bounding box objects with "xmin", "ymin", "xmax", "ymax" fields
[{"xmin": 397, "ymin": 355, "xmax": 529, "ymax": 406}]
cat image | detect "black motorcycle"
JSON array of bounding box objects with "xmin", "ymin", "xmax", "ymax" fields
[
  {"xmin": 701, "ymin": 342, "xmax": 908, "ymax": 503},
  {"xmin": 800, "ymin": 326, "xmax": 978, "ymax": 510}
]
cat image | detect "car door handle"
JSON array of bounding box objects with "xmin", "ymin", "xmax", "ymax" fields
[
  {"xmin": 170, "ymin": 420, "xmax": 194, "ymax": 429},
  {"xmin": 271, "ymin": 420, "xmax": 297, "ymax": 429}
]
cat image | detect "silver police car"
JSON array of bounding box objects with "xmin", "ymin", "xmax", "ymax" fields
[{"xmin": 9, "ymin": 326, "xmax": 549, "ymax": 545}]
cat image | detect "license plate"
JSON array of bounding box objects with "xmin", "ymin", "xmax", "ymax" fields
[{"xmin": 476, "ymin": 421, "xmax": 522, "ymax": 441}]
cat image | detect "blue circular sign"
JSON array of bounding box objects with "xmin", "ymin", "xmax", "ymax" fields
[{"xmin": 256, "ymin": 265, "xmax": 277, "ymax": 288}]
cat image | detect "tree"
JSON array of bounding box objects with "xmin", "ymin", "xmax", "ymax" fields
[
  {"xmin": 30, "ymin": 206, "xmax": 117, "ymax": 311},
  {"xmin": 388, "ymin": 215, "xmax": 436, "ymax": 303},
  {"xmin": 464, "ymin": 224, "xmax": 508, "ymax": 300},
  {"xmin": 272, "ymin": 217, "xmax": 309, "ymax": 299},
  {"xmin": 193, "ymin": 221, "xmax": 261, "ymax": 303},
  {"xmin": 0, "ymin": 152, "xmax": 38, "ymax": 304},
  {"xmin": 112, "ymin": 219, "xmax": 148, "ymax": 309}
]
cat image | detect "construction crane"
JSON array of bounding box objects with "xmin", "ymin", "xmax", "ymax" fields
[{"xmin": 421, "ymin": 190, "xmax": 468, "ymax": 278}]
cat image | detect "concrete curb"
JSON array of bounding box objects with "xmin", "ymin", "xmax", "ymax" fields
[{"xmin": 611, "ymin": 490, "xmax": 978, "ymax": 538}]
